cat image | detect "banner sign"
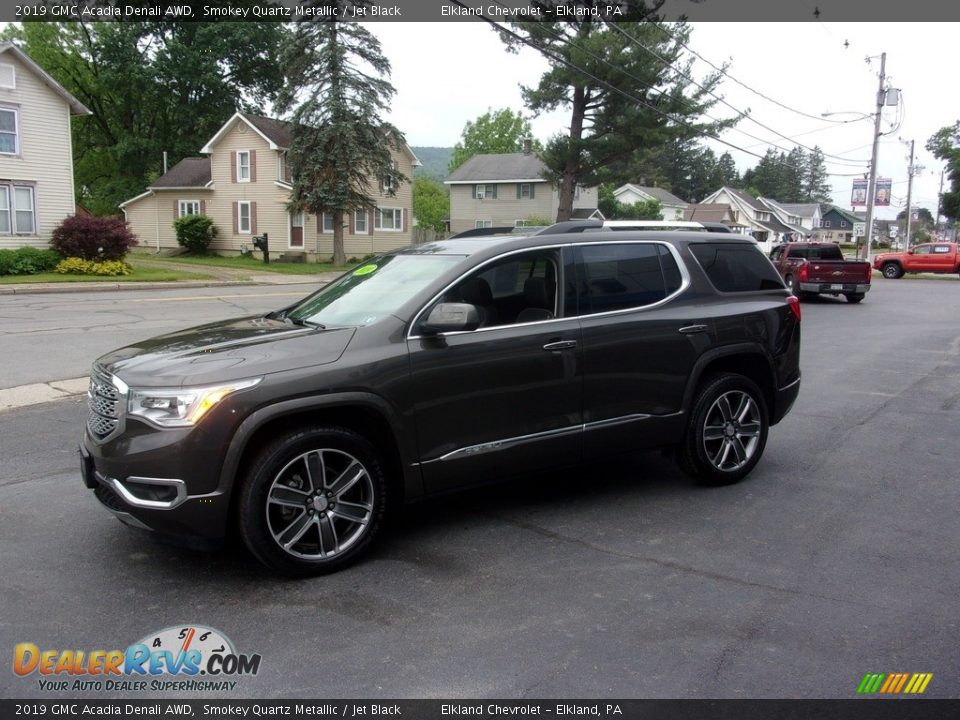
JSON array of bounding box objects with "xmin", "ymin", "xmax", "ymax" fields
[
  {"xmin": 875, "ymin": 178, "xmax": 892, "ymax": 206},
  {"xmin": 851, "ymin": 179, "xmax": 868, "ymax": 206}
]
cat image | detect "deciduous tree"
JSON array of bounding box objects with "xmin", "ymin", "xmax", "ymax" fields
[{"xmin": 448, "ymin": 108, "xmax": 540, "ymax": 173}]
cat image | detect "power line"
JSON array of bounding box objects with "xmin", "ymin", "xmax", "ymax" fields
[
  {"xmin": 653, "ymin": 22, "xmax": 860, "ymax": 126},
  {"xmin": 602, "ymin": 20, "xmax": 871, "ymax": 166},
  {"xmin": 451, "ymin": 2, "xmax": 802, "ymax": 167}
]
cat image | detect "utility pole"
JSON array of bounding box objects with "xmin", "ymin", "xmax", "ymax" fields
[
  {"xmin": 903, "ymin": 139, "xmax": 915, "ymax": 250},
  {"xmin": 935, "ymin": 167, "xmax": 945, "ymax": 236},
  {"xmin": 862, "ymin": 52, "xmax": 886, "ymax": 264}
]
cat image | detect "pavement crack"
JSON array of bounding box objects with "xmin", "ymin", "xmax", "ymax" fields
[{"xmin": 489, "ymin": 512, "xmax": 891, "ymax": 611}]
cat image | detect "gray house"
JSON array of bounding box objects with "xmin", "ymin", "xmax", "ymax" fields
[{"xmin": 445, "ymin": 152, "xmax": 598, "ymax": 233}]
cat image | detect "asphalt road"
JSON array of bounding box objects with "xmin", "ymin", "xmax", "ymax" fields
[
  {"xmin": 0, "ymin": 283, "xmax": 320, "ymax": 388},
  {"xmin": 1, "ymin": 278, "xmax": 958, "ymax": 700}
]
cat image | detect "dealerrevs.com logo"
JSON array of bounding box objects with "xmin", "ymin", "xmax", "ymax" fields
[{"xmin": 13, "ymin": 625, "xmax": 262, "ymax": 692}]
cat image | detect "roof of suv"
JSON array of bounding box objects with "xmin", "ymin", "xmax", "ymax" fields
[{"xmin": 403, "ymin": 229, "xmax": 760, "ymax": 260}]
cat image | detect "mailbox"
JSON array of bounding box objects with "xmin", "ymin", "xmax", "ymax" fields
[{"xmin": 252, "ymin": 233, "xmax": 269, "ymax": 264}]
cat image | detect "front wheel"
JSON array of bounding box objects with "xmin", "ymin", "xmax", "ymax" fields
[
  {"xmin": 882, "ymin": 263, "xmax": 903, "ymax": 279},
  {"xmin": 845, "ymin": 293, "xmax": 865, "ymax": 304},
  {"xmin": 677, "ymin": 373, "xmax": 769, "ymax": 486},
  {"xmin": 238, "ymin": 426, "xmax": 389, "ymax": 575}
]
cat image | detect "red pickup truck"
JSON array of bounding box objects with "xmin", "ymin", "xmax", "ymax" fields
[
  {"xmin": 768, "ymin": 242, "xmax": 872, "ymax": 303},
  {"xmin": 873, "ymin": 242, "xmax": 960, "ymax": 279}
]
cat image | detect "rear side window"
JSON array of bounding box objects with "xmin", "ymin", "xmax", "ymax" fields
[
  {"xmin": 577, "ymin": 243, "xmax": 674, "ymax": 314},
  {"xmin": 690, "ymin": 243, "xmax": 784, "ymax": 292}
]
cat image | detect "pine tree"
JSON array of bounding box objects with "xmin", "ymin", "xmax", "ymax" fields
[
  {"xmin": 502, "ymin": 19, "xmax": 734, "ymax": 221},
  {"xmin": 277, "ymin": 10, "xmax": 406, "ymax": 265},
  {"xmin": 803, "ymin": 147, "xmax": 832, "ymax": 203}
]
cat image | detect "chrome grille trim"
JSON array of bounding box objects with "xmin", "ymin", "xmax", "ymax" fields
[{"xmin": 87, "ymin": 366, "xmax": 125, "ymax": 442}]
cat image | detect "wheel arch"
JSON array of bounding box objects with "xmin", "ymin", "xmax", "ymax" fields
[
  {"xmin": 682, "ymin": 345, "xmax": 777, "ymax": 422},
  {"xmin": 219, "ymin": 393, "xmax": 420, "ymax": 529}
]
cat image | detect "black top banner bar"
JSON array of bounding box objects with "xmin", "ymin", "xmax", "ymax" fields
[
  {"xmin": 4, "ymin": 699, "xmax": 960, "ymax": 720},
  {"xmin": 1, "ymin": 0, "xmax": 959, "ymax": 22}
]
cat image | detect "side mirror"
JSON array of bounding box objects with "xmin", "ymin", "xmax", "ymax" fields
[
  {"xmin": 907, "ymin": 248, "xmax": 914, "ymax": 254},
  {"xmin": 420, "ymin": 303, "xmax": 480, "ymax": 334}
]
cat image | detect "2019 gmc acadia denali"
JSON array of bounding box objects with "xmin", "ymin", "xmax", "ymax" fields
[{"xmin": 80, "ymin": 231, "xmax": 802, "ymax": 575}]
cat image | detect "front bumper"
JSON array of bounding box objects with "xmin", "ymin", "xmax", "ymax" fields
[
  {"xmin": 80, "ymin": 437, "xmax": 231, "ymax": 539},
  {"xmin": 798, "ymin": 282, "xmax": 871, "ymax": 294}
]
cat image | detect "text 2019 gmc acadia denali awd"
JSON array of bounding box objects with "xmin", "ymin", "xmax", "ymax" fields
[{"xmin": 80, "ymin": 231, "xmax": 801, "ymax": 575}]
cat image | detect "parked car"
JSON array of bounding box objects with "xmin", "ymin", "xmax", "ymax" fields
[
  {"xmin": 768, "ymin": 242, "xmax": 872, "ymax": 303},
  {"xmin": 81, "ymin": 232, "xmax": 801, "ymax": 575},
  {"xmin": 873, "ymin": 242, "xmax": 960, "ymax": 279}
]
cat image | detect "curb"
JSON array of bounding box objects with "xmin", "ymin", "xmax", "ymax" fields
[
  {"xmin": 0, "ymin": 279, "xmax": 267, "ymax": 295},
  {"xmin": 0, "ymin": 377, "xmax": 89, "ymax": 412}
]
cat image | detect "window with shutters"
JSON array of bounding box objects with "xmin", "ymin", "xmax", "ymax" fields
[
  {"xmin": 354, "ymin": 210, "xmax": 368, "ymax": 234},
  {"xmin": 375, "ymin": 207, "xmax": 402, "ymax": 231},
  {"xmin": 237, "ymin": 151, "xmax": 251, "ymax": 182},
  {"xmin": 179, "ymin": 200, "xmax": 201, "ymax": 217},
  {"xmin": 238, "ymin": 201, "xmax": 252, "ymax": 233}
]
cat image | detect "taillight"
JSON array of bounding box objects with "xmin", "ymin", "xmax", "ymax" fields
[
  {"xmin": 866, "ymin": 264, "xmax": 873, "ymax": 281},
  {"xmin": 798, "ymin": 264, "xmax": 809, "ymax": 282},
  {"xmin": 787, "ymin": 295, "xmax": 801, "ymax": 322}
]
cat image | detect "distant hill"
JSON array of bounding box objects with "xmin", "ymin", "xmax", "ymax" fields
[{"xmin": 411, "ymin": 147, "xmax": 453, "ymax": 183}]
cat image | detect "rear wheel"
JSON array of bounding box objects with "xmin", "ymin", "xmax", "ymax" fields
[
  {"xmin": 784, "ymin": 274, "xmax": 797, "ymax": 295},
  {"xmin": 882, "ymin": 263, "xmax": 903, "ymax": 279},
  {"xmin": 677, "ymin": 373, "xmax": 769, "ymax": 486},
  {"xmin": 238, "ymin": 426, "xmax": 389, "ymax": 576},
  {"xmin": 845, "ymin": 293, "xmax": 865, "ymax": 303}
]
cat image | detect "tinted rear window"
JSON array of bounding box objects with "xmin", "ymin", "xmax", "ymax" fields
[
  {"xmin": 689, "ymin": 243, "xmax": 784, "ymax": 293},
  {"xmin": 787, "ymin": 245, "xmax": 843, "ymax": 260},
  {"xmin": 578, "ymin": 243, "xmax": 676, "ymax": 314}
]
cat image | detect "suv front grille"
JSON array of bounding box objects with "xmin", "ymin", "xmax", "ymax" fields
[{"xmin": 87, "ymin": 367, "xmax": 122, "ymax": 440}]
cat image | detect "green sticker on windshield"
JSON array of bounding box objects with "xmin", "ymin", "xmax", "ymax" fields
[{"xmin": 353, "ymin": 263, "xmax": 378, "ymax": 276}]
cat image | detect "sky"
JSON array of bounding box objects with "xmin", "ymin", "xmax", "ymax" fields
[{"xmin": 375, "ymin": 22, "xmax": 956, "ymax": 220}]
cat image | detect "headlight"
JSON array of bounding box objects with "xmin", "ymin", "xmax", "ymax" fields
[{"xmin": 127, "ymin": 378, "xmax": 261, "ymax": 428}]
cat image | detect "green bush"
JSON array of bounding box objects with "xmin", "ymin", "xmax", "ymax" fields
[
  {"xmin": 0, "ymin": 247, "xmax": 61, "ymax": 276},
  {"xmin": 174, "ymin": 215, "xmax": 218, "ymax": 255},
  {"xmin": 55, "ymin": 257, "xmax": 131, "ymax": 276}
]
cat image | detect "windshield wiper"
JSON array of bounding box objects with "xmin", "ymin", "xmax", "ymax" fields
[{"xmin": 287, "ymin": 317, "xmax": 326, "ymax": 330}]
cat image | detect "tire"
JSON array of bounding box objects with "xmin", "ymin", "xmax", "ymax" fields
[
  {"xmin": 881, "ymin": 263, "xmax": 903, "ymax": 279},
  {"xmin": 845, "ymin": 293, "xmax": 865, "ymax": 304},
  {"xmin": 238, "ymin": 426, "xmax": 389, "ymax": 576},
  {"xmin": 784, "ymin": 274, "xmax": 797, "ymax": 295},
  {"xmin": 677, "ymin": 373, "xmax": 769, "ymax": 486}
]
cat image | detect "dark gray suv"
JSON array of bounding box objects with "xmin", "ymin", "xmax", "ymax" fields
[{"xmin": 80, "ymin": 231, "xmax": 801, "ymax": 575}]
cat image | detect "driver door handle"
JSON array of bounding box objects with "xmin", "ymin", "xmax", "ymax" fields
[{"xmin": 542, "ymin": 340, "xmax": 577, "ymax": 351}]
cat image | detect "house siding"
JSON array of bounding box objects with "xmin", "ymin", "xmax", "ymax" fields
[
  {"xmin": 448, "ymin": 183, "xmax": 599, "ymax": 233},
  {"xmin": 123, "ymin": 117, "xmax": 415, "ymax": 259},
  {"xmin": 0, "ymin": 53, "xmax": 77, "ymax": 249}
]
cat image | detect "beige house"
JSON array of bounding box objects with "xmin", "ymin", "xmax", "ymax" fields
[
  {"xmin": 0, "ymin": 42, "xmax": 90, "ymax": 249},
  {"xmin": 121, "ymin": 112, "xmax": 419, "ymax": 259},
  {"xmin": 445, "ymin": 152, "xmax": 599, "ymax": 233},
  {"xmin": 613, "ymin": 184, "xmax": 688, "ymax": 220}
]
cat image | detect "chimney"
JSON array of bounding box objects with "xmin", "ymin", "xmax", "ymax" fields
[{"xmin": 522, "ymin": 137, "xmax": 532, "ymax": 155}]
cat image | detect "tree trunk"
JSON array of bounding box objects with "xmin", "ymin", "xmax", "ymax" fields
[
  {"xmin": 332, "ymin": 209, "xmax": 346, "ymax": 266},
  {"xmin": 556, "ymin": 85, "xmax": 587, "ymax": 223}
]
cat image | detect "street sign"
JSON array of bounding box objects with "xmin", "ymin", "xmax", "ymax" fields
[{"xmin": 853, "ymin": 222, "xmax": 866, "ymax": 237}]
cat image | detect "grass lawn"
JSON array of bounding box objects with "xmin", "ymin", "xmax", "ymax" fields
[
  {"xmin": 0, "ymin": 266, "xmax": 215, "ymax": 284},
  {"xmin": 134, "ymin": 253, "xmax": 356, "ymax": 275}
]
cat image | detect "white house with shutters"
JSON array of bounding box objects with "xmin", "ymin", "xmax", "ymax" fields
[
  {"xmin": 120, "ymin": 112, "xmax": 419, "ymax": 258},
  {"xmin": 0, "ymin": 42, "xmax": 90, "ymax": 249}
]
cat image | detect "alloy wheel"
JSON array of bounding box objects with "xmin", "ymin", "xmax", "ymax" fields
[{"xmin": 701, "ymin": 390, "xmax": 762, "ymax": 472}]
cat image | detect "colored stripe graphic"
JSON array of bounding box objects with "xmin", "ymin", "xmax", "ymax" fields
[{"xmin": 857, "ymin": 672, "xmax": 932, "ymax": 694}]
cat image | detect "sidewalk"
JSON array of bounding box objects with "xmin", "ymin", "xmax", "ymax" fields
[{"xmin": 0, "ymin": 263, "xmax": 343, "ymax": 294}]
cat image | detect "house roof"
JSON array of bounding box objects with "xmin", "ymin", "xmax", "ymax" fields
[
  {"xmin": 200, "ymin": 111, "xmax": 421, "ymax": 166},
  {"xmin": 0, "ymin": 42, "xmax": 91, "ymax": 116},
  {"xmin": 823, "ymin": 204, "xmax": 863, "ymax": 225},
  {"xmin": 445, "ymin": 153, "xmax": 548, "ymax": 184},
  {"xmin": 684, "ymin": 203, "xmax": 736, "ymax": 224},
  {"xmin": 149, "ymin": 157, "xmax": 212, "ymax": 189},
  {"xmin": 570, "ymin": 208, "xmax": 604, "ymax": 219},
  {"xmin": 722, "ymin": 187, "xmax": 764, "ymax": 211},
  {"xmin": 615, "ymin": 184, "xmax": 688, "ymax": 206},
  {"xmin": 779, "ymin": 203, "xmax": 821, "ymax": 218}
]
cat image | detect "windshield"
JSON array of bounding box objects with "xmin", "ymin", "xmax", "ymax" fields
[{"xmin": 286, "ymin": 254, "xmax": 465, "ymax": 327}]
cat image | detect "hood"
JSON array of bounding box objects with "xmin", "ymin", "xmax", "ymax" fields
[{"xmin": 96, "ymin": 315, "xmax": 356, "ymax": 387}]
